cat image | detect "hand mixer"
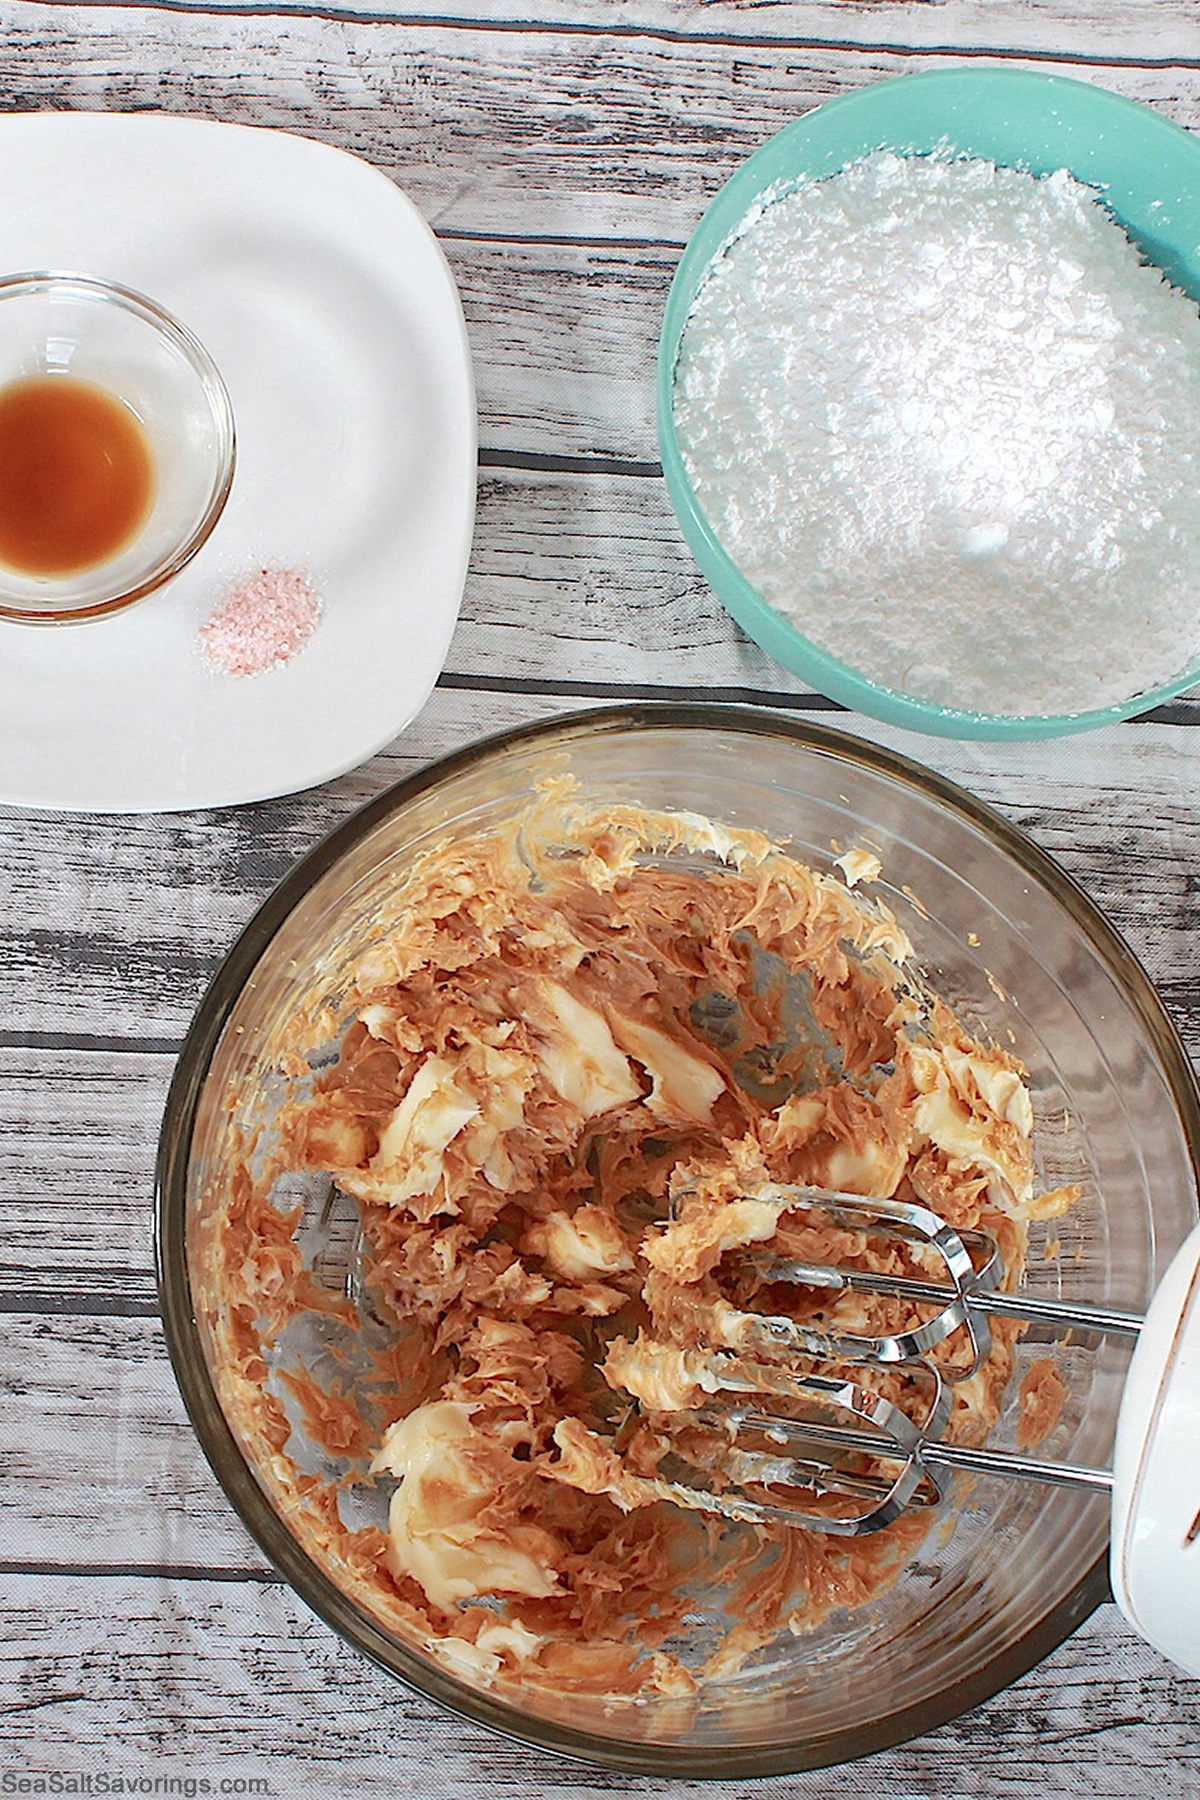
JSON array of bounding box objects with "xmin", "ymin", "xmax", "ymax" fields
[{"xmin": 608, "ymin": 1184, "xmax": 1200, "ymax": 1679}]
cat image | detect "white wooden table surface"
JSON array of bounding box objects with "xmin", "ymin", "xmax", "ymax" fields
[{"xmin": 2, "ymin": 1, "xmax": 1200, "ymax": 1795}]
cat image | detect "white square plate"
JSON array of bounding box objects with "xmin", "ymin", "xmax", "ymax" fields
[{"xmin": 0, "ymin": 113, "xmax": 476, "ymax": 812}]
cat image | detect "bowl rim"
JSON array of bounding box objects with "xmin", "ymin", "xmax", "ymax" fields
[
  {"xmin": 0, "ymin": 269, "xmax": 236, "ymax": 625},
  {"xmin": 657, "ymin": 67, "xmax": 1200, "ymax": 741},
  {"xmin": 155, "ymin": 702, "xmax": 1200, "ymax": 1776}
]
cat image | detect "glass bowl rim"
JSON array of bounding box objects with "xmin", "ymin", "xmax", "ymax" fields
[
  {"xmin": 155, "ymin": 702, "xmax": 1200, "ymax": 1776},
  {"xmin": 657, "ymin": 67, "xmax": 1200, "ymax": 741},
  {"xmin": 0, "ymin": 268, "xmax": 236, "ymax": 625}
]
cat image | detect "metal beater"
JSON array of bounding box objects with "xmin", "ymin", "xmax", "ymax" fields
[{"xmin": 607, "ymin": 1183, "xmax": 1200, "ymax": 1677}]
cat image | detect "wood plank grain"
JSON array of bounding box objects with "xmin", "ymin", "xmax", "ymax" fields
[
  {"xmin": 0, "ymin": 1573, "xmax": 1196, "ymax": 1798},
  {"xmin": 0, "ymin": 1052, "xmax": 172, "ymax": 1302},
  {"xmin": 48, "ymin": 0, "xmax": 1200, "ymax": 63},
  {"xmin": 0, "ymin": 1314, "xmax": 266, "ymax": 1569},
  {"xmin": 0, "ymin": 5, "xmax": 1198, "ymax": 250},
  {"xmin": 453, "ymin": 241, "xmax": 669, "ymax": 462}
]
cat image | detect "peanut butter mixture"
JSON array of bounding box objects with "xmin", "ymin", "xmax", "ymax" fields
[{"xmin": 210, "ymin": 788, "xmax": 1069, "ymax": 1697}]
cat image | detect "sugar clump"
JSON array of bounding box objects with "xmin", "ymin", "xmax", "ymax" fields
[{"xmin": 673, "ymin": 152, "xmax": 1200, "ymax": 717}]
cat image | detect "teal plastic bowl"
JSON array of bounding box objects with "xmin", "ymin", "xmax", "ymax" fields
[{"xmin": 658, "ymin": 69, "xmax": 1200, "ymax": 741}]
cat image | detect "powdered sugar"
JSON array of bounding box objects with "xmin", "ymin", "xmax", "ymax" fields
[
  {"xmin": 673, "ymin": 152, "xmax": 1200, "ymax": 718},
  {"xmin": 199, "ymin": 566, "xmax": 323, "ymax": 678}
]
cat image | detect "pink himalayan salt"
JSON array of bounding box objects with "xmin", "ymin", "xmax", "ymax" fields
[{"xmin": 199, "ymin": 566, "xmax": 322, "ymax": 677}]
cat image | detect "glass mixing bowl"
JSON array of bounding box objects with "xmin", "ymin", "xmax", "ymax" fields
[{"xmin": 155, "ymin": 705, "xmax": 1200, "ymax": 1776}]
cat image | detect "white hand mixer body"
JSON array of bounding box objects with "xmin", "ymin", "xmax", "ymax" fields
[{"xmin": 1110, "ymin": 1219, "xmax": 1200, "ymax": 1677}]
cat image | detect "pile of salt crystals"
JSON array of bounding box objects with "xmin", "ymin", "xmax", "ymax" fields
[
  {"xmin": 673, "ymin": 151, "xmax": 1200, "ymax": 719},
  {"xmin": 198, "ymin": 566, "xmax": 322, "ymax": 679}
]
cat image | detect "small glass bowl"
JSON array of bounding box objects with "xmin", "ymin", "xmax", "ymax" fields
[
  {"xmin": 658, "ymin": 69, "xmax": 1200, "ymax": 740},
  {"xmin": 0, "ymin": 271, "xmax": 236, "ymax": 625}
]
